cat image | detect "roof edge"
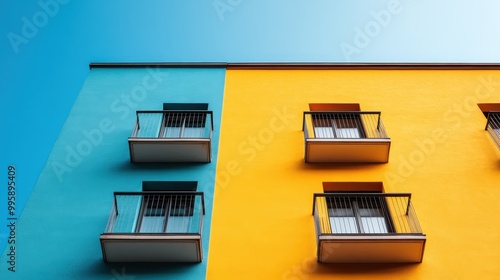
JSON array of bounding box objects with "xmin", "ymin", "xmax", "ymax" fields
[{"xmin": 89, "ymin": 62, "xmax": 500, "ymax": 70}]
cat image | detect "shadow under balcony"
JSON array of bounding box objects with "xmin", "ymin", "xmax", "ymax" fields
[
  {"xmin": 312, "ymin": 193, "xmax": 426, "ymax": 263},
  {"xmin": 128, "ymin": 110, "xmax": 213, "ymax": 163},
  {"xmin": 303, "ymin": 111, "xmax": 391, "ymax": 163},
  {"xmin": 100, "ymin": 191, "xmax": 205, "ymax": 263}
]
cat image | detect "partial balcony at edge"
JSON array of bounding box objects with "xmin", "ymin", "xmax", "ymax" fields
[
  {"xmin": 129, "ymin": 110, "xmax": 213, "ymax": 163},
  {"xmin": 302, "ymin": 111, "xmax": 391, "ymax": 163},
  {"xmin": 485, "ymin": 111, "xmax": 500, "ymax": 149},
  {"xmin": 313, "ymin": 192, "xmax": 426, "ymax": 263},
  {"xmin": 100, "ymin": 191, "xmax": 205, "ymax": 263}
]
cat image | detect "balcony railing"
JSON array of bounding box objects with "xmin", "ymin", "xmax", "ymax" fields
[
  {"xmin": 100, "ymin": 191, "xmax": 205, "ymax": 263},
  {"xmin": 312, "ymin": 193, "xmax": 426, "ymax": 263},
  {"xmin": 485, "ymin": 111, "xmax": 500, "ymax": 148},
  {"xmin": 302, "ymin": 111, "xmax": 391, "ymax": 163},
  {"xmin": 128, "ymin": 110, "xmax": 213, "ymax": 163}
]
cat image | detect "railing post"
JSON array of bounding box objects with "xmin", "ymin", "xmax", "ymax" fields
[
  {"xmin": 210, "ymin": 111, "xmax": 214, "ymax": 131},
  {"xmin": 200, "ymin": 193, "xmax": 206, "ymax": 215},
  {"xmin": 302, "ymin": 112, "xmax": 307, "ymax": 132},
  {"xmin": 136, "ymin": 112, "xmax": 140, "ymax": 131},
  {"xmin": 312, "ymin": 193, "xmax": 319, "ymax": 215},
  {"xmin": 376, "ymin": 112, "xmax": 381, "ymax": 131},
  {"xmin": 406, "ymin": 194, "xmax": 412, "ymax": 216},
  {"xmin": 113, "ymin": 193, "xmax": 119, "ymax": 216}
]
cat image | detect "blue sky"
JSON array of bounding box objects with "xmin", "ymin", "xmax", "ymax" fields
[{"xmin": 1, "ymin": 0, "xmax": 500, "ymax": 251}]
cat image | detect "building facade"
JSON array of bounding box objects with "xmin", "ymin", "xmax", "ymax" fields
[{"xmin": 2, "ymin": 64, "xmax": 500, "ymax": 279}]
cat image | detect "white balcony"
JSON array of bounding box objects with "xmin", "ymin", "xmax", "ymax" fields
[
  {"xmin": 100, "ymin": 191, "xmax": 205, "ymax": 263},
  {"xmin": 485, "ymin": 111, "xmax": 500, "ymax": 149},
  {"xmin": 303, "ymin": 111, "xmax": 391, "ymax": 163},
  {"xmin": 128, "ymin": 110, "xmax": 213, "ymax": 163},
  {"xmin": 312, "ymin": 193, "xmax": 426, "ymax": 263}
]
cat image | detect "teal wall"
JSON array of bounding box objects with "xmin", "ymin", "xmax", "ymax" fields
[{"xmin": 0, "ymin": 67, "xmax": 225, "ymax": 279}]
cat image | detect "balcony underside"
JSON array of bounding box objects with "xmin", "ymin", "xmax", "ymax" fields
[
  {"xmin": 305, "ymin": 139, "xmax": 391, "ymax": 163},
  {"xmin": 100, "ymin": 234, "xmax": 202, "ymax": 263},
  {"xmin": 317, "ymin": 235, "xmax": 426, "ymax": 263},
  {"xmin": 129, "ymin": 138, "xmax": 211, "ymax": 163}
]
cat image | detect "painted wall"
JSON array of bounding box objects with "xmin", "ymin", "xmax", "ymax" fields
[
  {"xmin": 207, "ymin": 69, "xmax": 500, "ymax": 279},
  {"xmin": 0, "ymin": 67, "xmax": 226, "ymax": 279},
  {"xmin": 4, "ymin": 67, "xmax": 500, "ymax": 279}
]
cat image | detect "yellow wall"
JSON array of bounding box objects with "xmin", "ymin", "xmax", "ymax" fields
[{"xmin": 207, "ymin": 69, "xmax": 500, "ymax": 279}]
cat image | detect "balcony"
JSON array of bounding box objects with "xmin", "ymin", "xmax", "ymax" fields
[
  {"xmin": 302, "ymin": 111, "xmax": 391, "ymax": 163},
  {"xmin": 100, "ymin": 191, "xmax": 205, "ymax": 263},
  {"xmin": 128, "ymin": 110, "xmax": 213, "ymax": 163},
  {"xmin": 312, "ymin": 193, "xmax": 426, "ymax": 263},
  {"xmin": 485, "ymin": 111, "xmax": 500, "ymax": 148}
]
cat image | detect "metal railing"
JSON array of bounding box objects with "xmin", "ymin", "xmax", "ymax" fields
[
  {"xmin": 313, "ymin": 193, "xmax": 423, "ymax": 235},
  {"xmin": 485, "ymin": 111, "xmax": 500, "ymax": 148},
  {"xmin": 303, "ymin": 111, "xmax": 389, "ymax": 140},
  {"xmin": 131, "ymin": 110, "xmax": 213, "ymax": 139},
  {"xmin": 104, "ymin": 191, "xmax": 205, "ymax": 235}
]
